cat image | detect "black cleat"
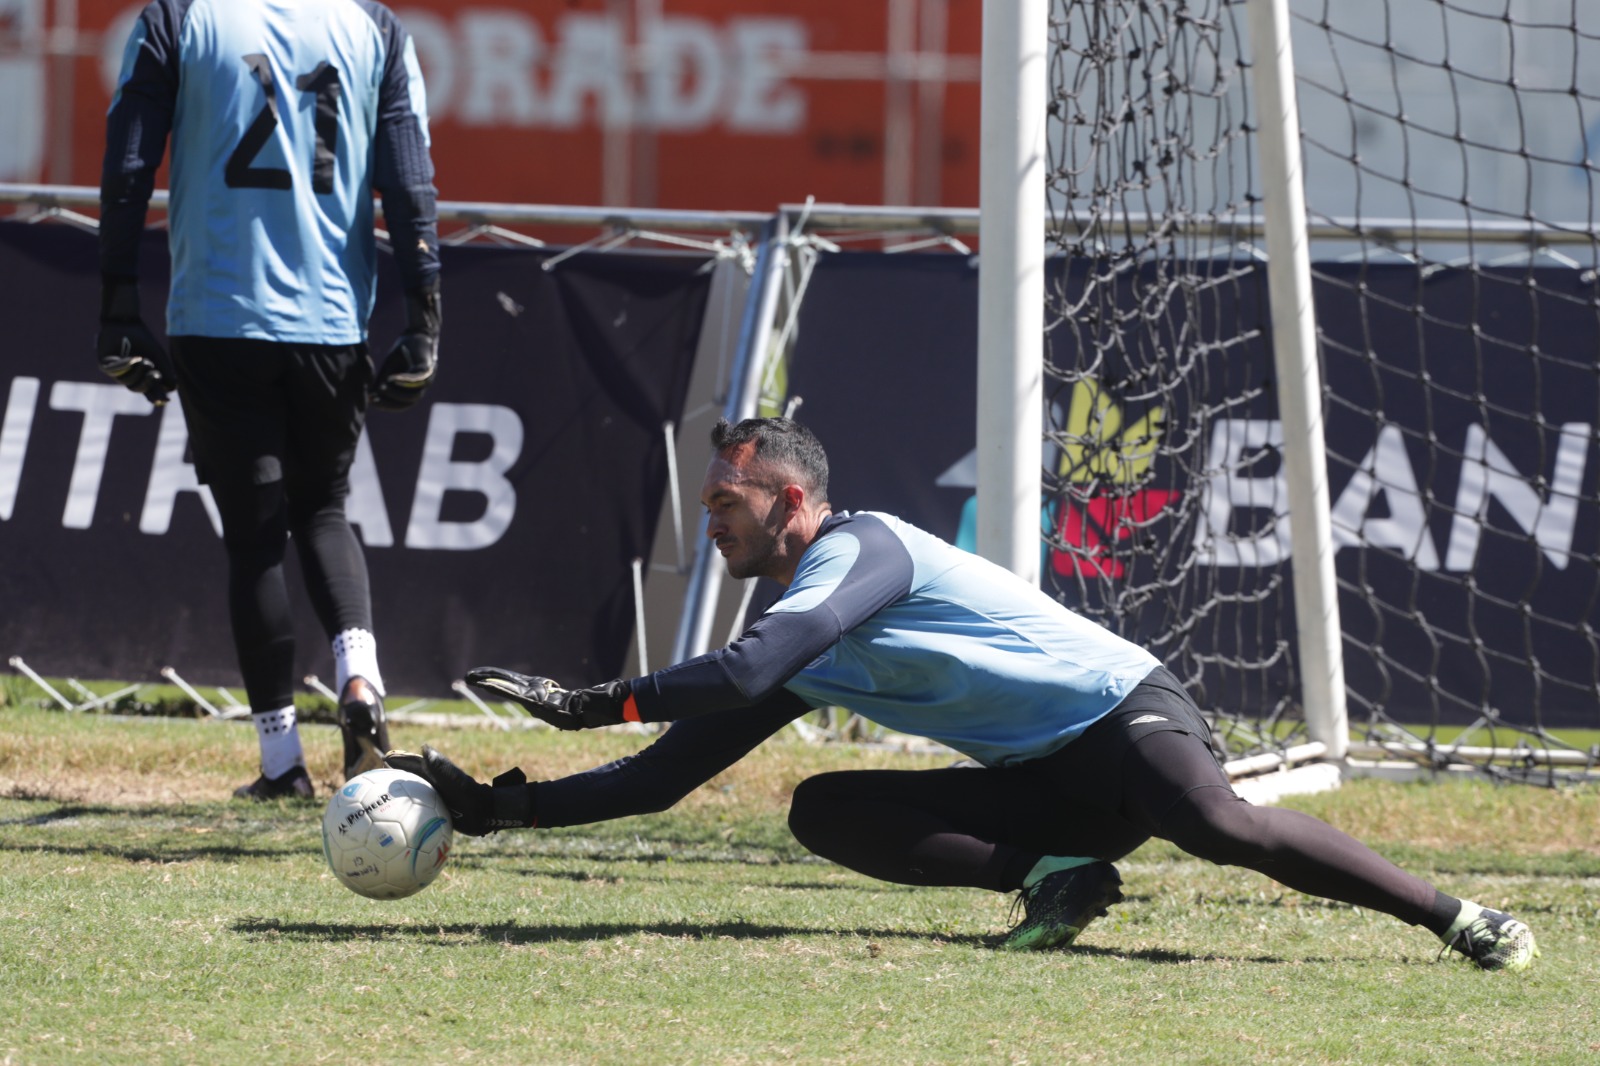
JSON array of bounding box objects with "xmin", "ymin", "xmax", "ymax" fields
[
  {"xmin": 1001, "ymin": 861, "xmax": 1123, "ymax": 951},
  {"xmin": 339, "ymin": 684, "xmax": 391, "ymax": 782},
  {"xmin": 233, "ymin": 765, "xmax": 314, "ymax": 801}
]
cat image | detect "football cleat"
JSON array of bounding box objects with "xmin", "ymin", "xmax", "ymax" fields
[
  {"xmin": 233, "ymin": 765, "xmax": 314, "ymax": 801},
  {"xmin": 1001, "ymin": 861, "xmax": 1124, "ymax": 951},
  {"xmin": 338, "ymin": 684, "xmax": 391, "ymax": 782},
  {"xmin": 1441, "ymin": 907, "xmax": 1540, "ymax": 972}
]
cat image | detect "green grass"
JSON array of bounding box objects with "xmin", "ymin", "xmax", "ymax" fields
[{"xmin": 2, "ymin": 705, "xmax": 1598, "ymax": 1065}]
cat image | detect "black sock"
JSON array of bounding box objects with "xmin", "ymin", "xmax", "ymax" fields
[
  {"xmin": 1423, "ymin": 890, "xmax": 1464, "ymax": 937},
  {"xmin": 999, "ymin": 851, "xmax": 1039, "ymax": 893}
]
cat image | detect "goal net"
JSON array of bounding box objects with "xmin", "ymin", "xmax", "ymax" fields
[{"xmin": 1041, "ymin": 0, "xmax": 1600, "ymax": 782}]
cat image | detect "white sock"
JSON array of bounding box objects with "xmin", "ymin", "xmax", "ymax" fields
[
  {"xmin": 332, "ymin": 628, "xmax": 384, "ymax": 698},
  {"xmin": 252, "ymin": 705, "xmax": 305, "ymax": 779}
]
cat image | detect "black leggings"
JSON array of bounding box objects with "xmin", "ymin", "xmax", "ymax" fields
[
  {"xmin": 171, "ymin": 337, "xmax": 373, "ymax": 712},
  {"xmin": 787, "ymin": 726, "xmax": 1439, "ymax": 929},
  {"xmin": 209, "ymin": 471, "xmax": 371, "ymax": 711}
]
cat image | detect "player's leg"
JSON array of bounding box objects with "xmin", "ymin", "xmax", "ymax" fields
[
  {"xmin": 1115, "ymin": 680, "xmax": 1537, "ymax": 969},
  {"xmin": 788, "ymin": 764, "xmax": 1145, "ymax": 889},
  {"xmin": 787, "ymin": 763, "xmax": 1141, "ymax": 947},
  {"xmin": 281, "ymin": 342, "xmax": 388, "ymax": 778},
  {"xmin": 169, "ymin": 337, "xmax": 311, "ymax": 800}
]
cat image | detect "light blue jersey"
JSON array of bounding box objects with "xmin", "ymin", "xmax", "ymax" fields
[
  {"xmin": 775, "ymin": 513, "xmax": 1159, "ymax": 765},
  {"xmin": 103, "ymin": 0, "xmax": 438, "ymax": 343},
  {"xmin": 637, "ymin": 512, "xmax": 1159, "ymax": 767}
]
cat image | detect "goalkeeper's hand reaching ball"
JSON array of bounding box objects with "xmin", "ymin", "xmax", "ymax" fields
[
  {"xmin": 465, "ymin": 667, "xmax": 638, "ymax": 731},
  {"xmin": 383, "ymin": 745, "xmax": 534, "ymax": 836}
]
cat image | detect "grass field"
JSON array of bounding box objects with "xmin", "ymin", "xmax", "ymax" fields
[{"xmin": 2, "ymin": 703, "xmax": 1598, "ymax": 1065}]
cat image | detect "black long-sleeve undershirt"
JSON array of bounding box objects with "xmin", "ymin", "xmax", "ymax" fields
[{"xmin": 532, "ymin": 692, "xmax": 810, "ymax": 828}]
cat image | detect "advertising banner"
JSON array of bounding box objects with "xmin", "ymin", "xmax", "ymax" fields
[
  {"xmin": 0, "ymin": 220, "xmax": 709, "ymax": 695},
  {"xmin": 788, "ymin": 253, "xmax": 1600, "ymax": 729},
  {"xmin": 23, "ymin": 0, "xmax": 981, "ymax": 211}
]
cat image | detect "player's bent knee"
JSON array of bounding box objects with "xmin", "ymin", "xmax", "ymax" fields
[{"xmin": 787, "ymin": 772, "xmax": 855, "ymax": 854}]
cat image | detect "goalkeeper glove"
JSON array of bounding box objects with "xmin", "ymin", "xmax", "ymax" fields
[
  {"xmin": 370, "ymin": 281, "xmax": 440, "ymax": 411},
  {"xmin": 96, "ymin": 279, "xmax": 175, "ymax": 405},
  {"xmin": 383, "ymin": 744, "xmax": 535, "ymax": 836},
  {"xmin": 465, "ymin": 667, "xmax": 638, "ymax": 731}
]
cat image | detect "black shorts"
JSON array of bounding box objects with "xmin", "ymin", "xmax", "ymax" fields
[
  {"xmin": 169, "ymin": 335, "xmax": 371, "ymax": 491},
  {"xmin": 1091, "ymin": 664, "xmax": 1219, "ymax": 760},
  {"xmin": 1025, "ymin": 664, "xmax": 1221, "ymax": 814}
]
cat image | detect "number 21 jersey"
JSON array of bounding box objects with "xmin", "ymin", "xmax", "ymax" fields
[{"xmin": 107, "ymin": 0, "xmax": 432, "ymax": 344}]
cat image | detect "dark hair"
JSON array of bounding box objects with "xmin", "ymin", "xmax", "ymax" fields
[{"xmin": 710, "ymin": 417, "xmax": 830, "ymax": 503}]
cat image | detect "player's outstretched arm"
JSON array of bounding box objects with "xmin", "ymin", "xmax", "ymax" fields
[
  {"xmin": 384, "ymin": 744, "xmax": 535, "ymax": 836},
  {"xmin": 393, "ymin": 694, "xmax": 807, "ymax": 833},
  {"xmin": 530, "ymin": 694, "xmax": 811, "ymax": 827},
  {"xmin": 465, "ymin": 667, "xmax": 638, "ymax": 730}
]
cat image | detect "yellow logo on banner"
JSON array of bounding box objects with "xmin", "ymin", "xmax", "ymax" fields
[
  {"xmin": 1057, "ymin": 380, "xmax": 1165, "ymax": 486},
  {"xmin": 1051, "ymin": 381, "xmax": 1174, "ymax": 579}
]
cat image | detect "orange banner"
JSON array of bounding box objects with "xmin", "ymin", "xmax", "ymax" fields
[{"xmin": 25, "ymin": 0, "xmax": 980, "ymax": 210}]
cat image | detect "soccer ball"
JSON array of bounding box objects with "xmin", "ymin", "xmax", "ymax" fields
[{"xmin": 322, "ymin": 768, "xmax": 454, "ymax": 900}]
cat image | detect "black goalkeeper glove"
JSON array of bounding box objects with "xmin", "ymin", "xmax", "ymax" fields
[
  {"xmin": 383, "ymin": 744, "xmax": 535, "ymax": 836},
  {"xmin": 370, "ymin": 281, "xmax": 440, "ymax": 411},
  {"xmin": 465, "ymin": 667, "xmax": 636, "ymax": 731},
  {"xmin": 96, "ymin": 279, "xmax": 175, "ymax": 405}
]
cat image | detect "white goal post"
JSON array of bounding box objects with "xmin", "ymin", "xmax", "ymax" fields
[
  {"xmin": 976, "ymin": 0, "xmax": 1047, "ymax": 587},
  {"xmin": 1242, "ymin": 0, "xmax": 1348, "ymax": 760}
]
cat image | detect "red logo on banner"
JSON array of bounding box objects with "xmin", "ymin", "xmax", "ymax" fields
[
  {"xmin": 1047, "ymin": 382, "xmax": 1177, "ymax": 579},
  {"xmin": 1052, "ymin": 488, "xmax": 1178, "ymax": 578}
]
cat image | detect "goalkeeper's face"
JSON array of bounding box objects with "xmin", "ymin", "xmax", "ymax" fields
[{"xmin": 700, "ymin": 446, "xmax": 800, "ymax": 583}]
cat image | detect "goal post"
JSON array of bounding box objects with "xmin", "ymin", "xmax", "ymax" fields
[
  {"xmin": 976, "ymin": 0, "xmax": 1048, "ymax": 586},
  {"xmin": 1244, "ymin": 0, "xmax": 1348, "ymax": 759}
]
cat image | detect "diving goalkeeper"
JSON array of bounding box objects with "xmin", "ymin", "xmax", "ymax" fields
[{"xmin": 389, "ymin": 416, "xmax": 1537, "ymax": 972}]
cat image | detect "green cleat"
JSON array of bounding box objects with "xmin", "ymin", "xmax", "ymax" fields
[
  {"xmin": 1441, "ymin": 907, "xmax": 1540, "ymax": 972},
  {"xmin": 1001, "ymin": 861, "xmax": 1123, "ymax": 951}
]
